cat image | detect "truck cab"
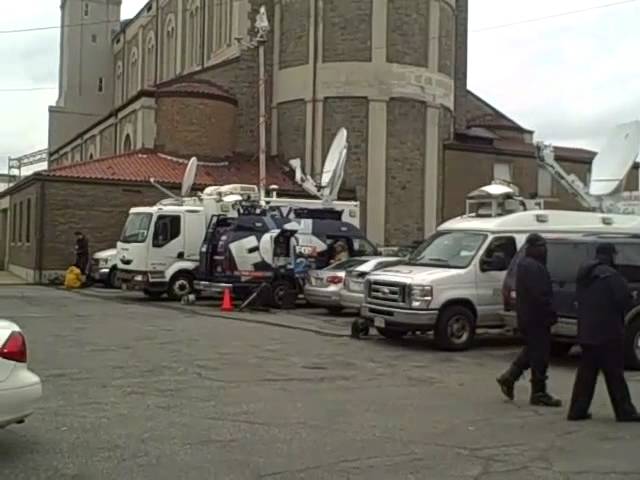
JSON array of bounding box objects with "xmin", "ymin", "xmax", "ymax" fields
[{"xmin": 117, "ymin": 205, "xmax": 206, "ymax": 299}]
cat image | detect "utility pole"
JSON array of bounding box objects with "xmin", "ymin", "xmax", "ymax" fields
[{"xmin": 255, "ymin": 6, "xmax": 270, "ymax": 203}]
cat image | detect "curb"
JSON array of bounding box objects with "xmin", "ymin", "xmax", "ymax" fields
[{"xmin": 69, "ymin": 288, "xmax": 350, "ymax": 339}]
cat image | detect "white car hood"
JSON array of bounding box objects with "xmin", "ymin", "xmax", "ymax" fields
[
  {"xmin": 93, "ymin": 248, "xmax": 117, "ymax": 260},
  {"xmin": 367, "ymin": 264, "xmax": 466, "ymax": 284}
]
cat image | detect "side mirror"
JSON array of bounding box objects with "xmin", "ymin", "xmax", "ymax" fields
[{"xmin": 481, "ymin": 253, "xmax": 508, "ymax": 272}]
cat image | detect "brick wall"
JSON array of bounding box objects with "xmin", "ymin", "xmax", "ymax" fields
[
  {"xmin": 387, "ymin": 0, "xmax": 430, "ymax": 67},
  {"xmin": 385, "ymin": 99, "xmax": 426, "ymax": 244},
  {"xmin": 279, "ymin": 0, "xmax": 310, "ymax": 69},
  {"xmin": 7, "ymin": 183, "xmax": 39, "ymax": 270},
  {"xmin": 322, "ymin": 0, "xmax": 372, "ymax": 63},
  {"xmin": 41, "ymin": 180, "xmax": 177, "ymax": 271},
  {"xmin": 155, "ymin": 96, "xmax": 237, "ymax": 157},
  {"xmin": 277, "ymin": 100, "xmax": 306, "ymax": 163},
  {"xmin": 322, "ymin": 97, "xmax": 369, "ymax": 231}
]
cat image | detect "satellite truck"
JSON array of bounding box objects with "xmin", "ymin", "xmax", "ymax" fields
[
  {"xmin": 357, "ymin": 121, "xmax": 640, "ymax": 350},
  {"xmin": 116, "ymin": 128, "xmax": 362, "ymax": 300}
]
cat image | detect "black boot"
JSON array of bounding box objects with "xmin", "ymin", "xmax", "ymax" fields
[
  {"xmin": 496, "ymin": 364, "xmax": 523, "ymax": 401},
  {"xmin": 530, "ymin": 376, "xmax": 562, "ymax": 407}
]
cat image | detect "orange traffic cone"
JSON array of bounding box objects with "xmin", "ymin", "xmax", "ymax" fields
[{"xmin": 221, "ymin": 287, "xmax": 234, "ymax": 312}]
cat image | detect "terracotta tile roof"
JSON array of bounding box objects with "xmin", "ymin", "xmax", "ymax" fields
[{"xmin": 43, "ymin": 149, "xmax": 300, "ymax": 191}]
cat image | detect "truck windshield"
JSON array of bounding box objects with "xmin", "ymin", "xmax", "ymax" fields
[
  {"xmin": 120, "ymin": 213, "xmax": 153, "ymax": 243},
  {"xmin": 407, "ymin": 231, "xmax": 487, "ymax": 269}
]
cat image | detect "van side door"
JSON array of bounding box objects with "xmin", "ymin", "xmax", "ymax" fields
[
  {"xmin": 148, "ymin": 213, "xmax": 184, "ymax": 272},
  {"xmin": 476, "ymin": 235, "xmax": 518, "ymax": 327},
  {"xmin": 546, "ymin": 241, "xmax": 593, "ymax": 319}
]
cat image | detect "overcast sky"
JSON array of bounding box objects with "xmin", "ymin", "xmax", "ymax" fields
[{"xmin": 0, "ymin": 0, "xmax": 638, "ymax": 171}]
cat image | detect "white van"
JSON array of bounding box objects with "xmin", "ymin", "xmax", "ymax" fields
[{"xmin": 362, "ymin": 210, "xmax": 640, "ymax": 351}]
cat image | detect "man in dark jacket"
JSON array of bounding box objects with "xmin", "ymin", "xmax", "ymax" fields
[
  {"xmin": 497, "ymin": 233, "xmax": 562, "ymax": 407},
  {"xmin": 74, "ymin": 231, "xmax": 90, "ymax": 275},
  {"xmin": 567, "ymin": 243, "xmax": 640, "ymax": 422}
]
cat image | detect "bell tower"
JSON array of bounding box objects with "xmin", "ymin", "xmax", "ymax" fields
[{"xmin": 49, "ymin": 0, "xmax": 122, "ymax": 152}]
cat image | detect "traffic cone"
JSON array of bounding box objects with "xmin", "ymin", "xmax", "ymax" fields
[{"xmin": 221, "ymin": 287, "xmax": 234, "ymax": 312}]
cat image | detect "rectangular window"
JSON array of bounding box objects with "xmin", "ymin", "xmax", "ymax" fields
[
  {"xmin": 26, "ymin": 198, "xmax": 31, "ymax": 244},
  {"xmin": 83, "ymin": 3, "xmax": 89, "ymax": 17},
  {"xmin": 18, "ymin": 201, "xmax": 23, "ymax": 243},
  {"xmin": 98, "ymin": 77, "xmax": 104, "ymax": 93},
  {"xmin": 493, "ymin": 162, "xmax": 512, "ymax": 182},
  {"xmin": 11, "ymin": 203, "xmax": 16, "ymax": 243},
  {"xmin": 152, "ymin": 215, "xmax": 181, "ymax": 247},
  {"xmin": 537, "ymin": 167, "xmax": 552, "ymax": 197},
  {"xmin": 91, "ymin": 34, "xmax": 98, "ymax": 44}
]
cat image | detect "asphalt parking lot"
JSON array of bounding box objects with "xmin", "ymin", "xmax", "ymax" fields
[{"xmin": 2, "ymin": 285, "xmax": 640, "ymax": 479}]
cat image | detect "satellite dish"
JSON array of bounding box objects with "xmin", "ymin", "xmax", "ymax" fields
[
  {"xmin": 181, "ymin": 157, "xmax": 198, "ymax": 197},
  {"xmin": 589, "ymin": 121, "xmax": 640, "ymax": 197},
  {"xmin": 320, "ymin": 128, "xmax": 348, "ymax": 202},
  {"xmin": 467, "ymin": 183, "xmax": 515, "ymax": 199}
]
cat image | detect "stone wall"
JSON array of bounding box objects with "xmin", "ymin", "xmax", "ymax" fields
[
  {"xmin": 454, "ymin": 0, "xmax": 469, "ymax": 130},
  {"xmin": 7, "ymin": 182, "xmax": 39, "ymax": 270},
  {"xmin": 385, "ymin": 99, "xmax": 426, "ymax": 244},
  {"xmin": 155, "ymin": 96, "xmax": 237, "ymax": 158},
  {"xmin": 279, "ymin": 0, "xmax": 310, "ymax": 69},
  {"xmin": 387, "ymin": 0, "xmax": 430, "ymax": 67},
  {"xmin": 100, "ymin": 125, "xmax": 116, "ymax": 157},
  {"xmin": 322, "ymin": 0, "xmax": 372, "ymax": 63},
  {"xmin": 277, "ymin": 100, "xmax": 307, "ymax": 164},
  {"xmin": 438, "ymin": 2, "xmax": 455, "ymax": 77},
  {"xmin": 41, "ymin": 180, "xmax": 176, "ymax": 271}
]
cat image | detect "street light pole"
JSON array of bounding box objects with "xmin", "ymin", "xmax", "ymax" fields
[{"xmin": 255, "ymin": 6, "xmax": 270, "ymax": 203}]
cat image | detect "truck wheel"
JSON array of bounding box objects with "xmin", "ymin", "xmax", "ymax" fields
[
  {"xmin": 550, "ymin": 341, "xmax": 573, "ymax": 358},
  {"xmin": 270, "ymin": 280, "xmax": 295, "ymax": 309},
  {"xmin": 435, "ymin": 305, "xmax": 476, "ymax": 351},
  {"xmin": 107, "ymin": 267, "xmax": 122, "ymax": 289},
  {"xmin": 376, "ymin": 327, "xmax": 406, "ymax": 340},
  {"xmin": 624, "ymin": 320, "xmax": 640, "ymax": 370},
  {"xmin": 168, "ymin": 274, "xmax": 194, "ymax": 301}
]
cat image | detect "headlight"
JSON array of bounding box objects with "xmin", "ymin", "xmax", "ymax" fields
[
  {"xmin": 133, "ymin": 274, "xmax": 145, "ymax": 282},
  {"xmin": 410, "ymin": 285, "xmax": 432, "ymax": 309}
]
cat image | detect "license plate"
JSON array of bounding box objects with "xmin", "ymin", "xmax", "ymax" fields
[{"xmin": 374, "ymin": 317, "xmax": 385, "ymax": 328}]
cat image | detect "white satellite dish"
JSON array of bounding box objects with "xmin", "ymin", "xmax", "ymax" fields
[
  {"xmin": 589, "ymin": 121, "xmax": 640, "ymax": 197},
  {"xmin": 288, "ymin": 128, "xmax": 349, "ymax": 206},
  {"xmin": 222, "ymin": 194, "xmax": 243, "ymax": 203},
  {"xmin": 467, "ymin": 183, "xmax": 515, "ymax": 199},
  {"xmin": 181, "ymin": 157, "xmax": 198, "ymax": 197}
]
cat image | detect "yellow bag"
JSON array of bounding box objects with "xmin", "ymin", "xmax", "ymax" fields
[{"xmin": 64, "ymin": 266, "xmax": 84, "ymax": 289}]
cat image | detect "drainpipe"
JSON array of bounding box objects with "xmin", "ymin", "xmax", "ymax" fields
[
  {"xmin": 200, "ymin": 0, "xmax": 206, "ymax": 68},
  {"xmin": 35, "ymin": 180, "xmax": 46, "ymax": 284},
  {"xmin": 156, "ymin": 0, "xmax": 160, "ymax": 84},
  {"xmin": 310, "ymin": 0, "xmax": 319, "ymax": 176}
]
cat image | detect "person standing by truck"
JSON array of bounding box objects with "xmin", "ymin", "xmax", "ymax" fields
[
  {"xmin": 74, "ymin": 231, "xmax": 90, "ymax": 276},
  {"xmin": 497, "ymin": 233, "xmax": 562, "ymax": 407},
  {"xmin": 568, "ymin": 243, "xmax": 640, "ymax": 422}
]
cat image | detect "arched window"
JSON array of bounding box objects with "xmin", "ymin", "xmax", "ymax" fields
[
  {"xmin": 186, "ymin": 0, "xmax": 202, "ymax": 69},
  {"xmin": 129, "ymin": 47, "xmax": 139, "ymax": 96},
  {"xmin": 212, "ymin": 0, "xmax": 233, "ymax": 53},
  {"xmin": 115, "ymin": 61, "xmax": 123, "ymax": 104},
  {"xmin": 163, "ymin": 15, "xmax": 177, "ymax": 80},
  {"xmin": 145, "ymin": 32, "xmax": 156, "ymax": 87},
  {"xmin": 123, "ymin": 134, "xmax": 133, "ymax": 153}
]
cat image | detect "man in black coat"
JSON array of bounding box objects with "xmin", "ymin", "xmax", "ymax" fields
[
  {"xmin": 567, "ymin": 243, "xmax": 640, "ymax": 422},
  {"xmin": 74, "ymin": 231, "xmax": 90, "ymax": 275},
  {"xmin": 497, "ymin": 233, "xmax": 562, "ymax": 407}
]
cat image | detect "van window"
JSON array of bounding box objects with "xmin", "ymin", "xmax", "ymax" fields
[
  {"xmin": 153, "ymin": 215, "xmax": 181, "ymax": 247},
  {"xmin": 546, "ymin": 243, "xmax": 592, "ymax": 283},
  {"xmin": 615, "ymin": 244, "xmax": 640, "ymax": 283},
  {"xmin": 481, "ymin": 236, "xmax": 517, "ymax": 265},
  {"xmin": 352, "ymin": 238, "xmax": 377, "ymax": 256},
  {"xmin": 408, "ymin": 231, "xmax": 487, "ymax": 269}
]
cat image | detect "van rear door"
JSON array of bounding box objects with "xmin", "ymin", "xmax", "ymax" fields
[{"xmin": 546, "ymin": 241, "xmax": 593, "ymax": 318}]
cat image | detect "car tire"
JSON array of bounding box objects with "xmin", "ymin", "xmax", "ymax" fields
[
  {"xmin": 168, "ymin": 273, "xmax": 194, "ymax": 301},
  {"xmin": 550, "ymin": 341, "xmax": 573, "ymax": 358},
  {"xmin": 376, "ymin": 327, "xmax": 406, "ymax": 339},
  {"xmin": 107, "ymin": 267, "xmax": 122, "ymax": 289},
  {"xmin": 270, "ymin": 280, "xmax": 294, "ymax": 309},
  {"xmin": 327, "ymin": 306, "xmax": 343, "ymax": 315},
  {"xmin": 624, "ymin": 319, "xmax": 640, "ymax": 370},
  {"xmin": 143, "ymin": 289, "xmax": 164, "ymax": 300},
  {"xmin": 434, "ymin": 305, "xmax": 476, "ymax": 351}
]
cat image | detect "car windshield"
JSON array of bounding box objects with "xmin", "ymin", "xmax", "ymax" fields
[
  {"xmin": 324, "ymin": 258, "xmax": 368, "ymax": 271},
  {"xmin": 120, "ymin": 213, "xmax": 152, "ymax": 243},
  {"xmin": 352, "ymin": 238, "xmax": 378, "ymax": 256},
  {"xmin": 407, "ymin": 231, "xmax": 487, "ymax": 269}
]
